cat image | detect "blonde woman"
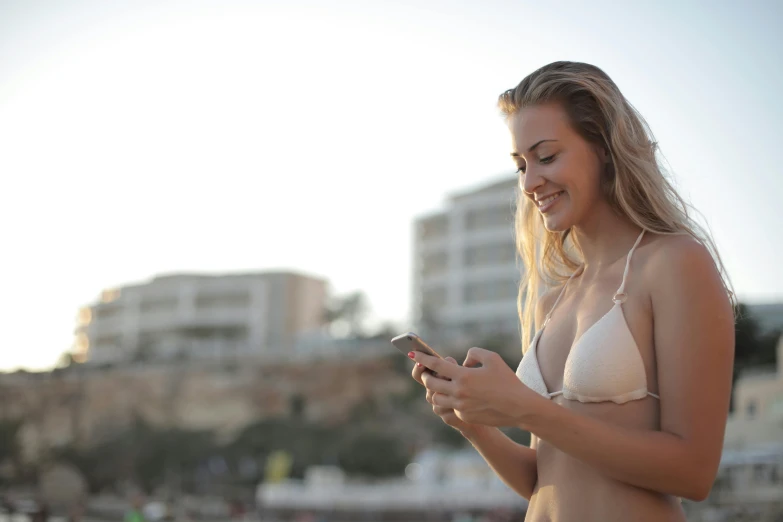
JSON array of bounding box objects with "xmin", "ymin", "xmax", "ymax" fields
[{"xmin": 410, "ymin": 62, "xmax": 734, "ymax": 521}]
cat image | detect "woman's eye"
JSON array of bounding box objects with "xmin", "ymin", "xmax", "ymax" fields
[
  {"xmin": 516, "ymin": 166, "xmax": 526, "ymax": 175},
  {"xmin": 540, "ymin": 154, "xmax": 556, "ymax": 164}
]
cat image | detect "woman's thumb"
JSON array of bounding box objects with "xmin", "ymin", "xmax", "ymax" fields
[
  {"xmin": 445, "ymin": 356, "xmax": 458, "ymax": 364},
  {"xmin": 463, "ymin": 347, "xmax": 487, "ymax": 368}
]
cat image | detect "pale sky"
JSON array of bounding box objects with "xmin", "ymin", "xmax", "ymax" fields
[{"xmin": 1, "ymin": 0, "xmax": 781, "ymax": 371}]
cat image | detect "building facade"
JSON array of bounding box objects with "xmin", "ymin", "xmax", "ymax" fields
[
  {"xmin": 703, "ymin": 334, "xmax": 783, "ymax": 519},
  {"xmin": 732, "ymin": 335, "xmax": 783, "ymax": 425},
  {"xmin": 74, "ymin": 271, "xmax": 327, "ymax": 364},
  {"xmin": 413, "ymin": 176, "xmax": 520, "ymax": 343}
]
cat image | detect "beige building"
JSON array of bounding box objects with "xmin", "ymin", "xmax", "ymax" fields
[
  {"xmin": 74, "ymin": 271, "xmax": 327, "ymax": 364},
  {"xmin": 691, "ymin": 335, "xmax": 783, "ymax": 520},
  {"xmin": 726, "ymin": 334, "xmax": 783, "ymax": 449}
]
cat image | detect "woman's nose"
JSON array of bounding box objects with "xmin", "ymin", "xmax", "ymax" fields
[{"xmin": 522, "ymin": 168, "xmax": 545, "ymax": 195}]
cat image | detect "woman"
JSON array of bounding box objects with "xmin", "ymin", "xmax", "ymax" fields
[{"xmin": 410, "ymin": 61, "xmax": 734, "ymax": 521}]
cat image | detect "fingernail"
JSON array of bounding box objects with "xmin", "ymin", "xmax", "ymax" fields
[
  {"xmin": 417, "ymin": 363, "xmax": 423, "ymax": 367},
  {"xmin": 408, "ymin": 352, "xmax": 416, "ymax": 359}
]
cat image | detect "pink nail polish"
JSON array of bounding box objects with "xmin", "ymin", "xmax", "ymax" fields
[{"xmin": 408, "ymin": 352, "xmax": 415, "ymax": 359}]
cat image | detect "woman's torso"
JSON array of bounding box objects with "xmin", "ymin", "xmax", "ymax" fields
[{"xmin": 522, "ymin": 239, "xmax": 686, "ymax": 522}]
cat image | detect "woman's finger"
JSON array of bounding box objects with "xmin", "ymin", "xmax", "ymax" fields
[
  {"xmin": 411, "ymin": 361, "xmax": 425, "ymax": 385},
  {"xmin": 432, "ymin": 393, "xmax": 459, "ymax": 410},
  {"xmin": 432, "ymin": 405, "xmax": 453, "ymax": 416}
]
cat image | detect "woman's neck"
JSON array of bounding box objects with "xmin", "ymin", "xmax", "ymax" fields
[{"xmin": 571, "ymin": 202, "xmax": 642, "ymax": 273}]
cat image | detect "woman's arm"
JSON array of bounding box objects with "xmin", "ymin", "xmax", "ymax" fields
[
  {"xmin": 460, "ymin": 425, "xmax": 538, "ymax": 500},
  {"xmin": 458, "ymin": 287, "xmax": 558, "ymax": 500},
  {"xmin": 457, "ymin": 285, "xmax": 562, "ymax": 500},
  {"xmin": 518, "ymin": 238, "xmax": 734, "ymax": 500}
]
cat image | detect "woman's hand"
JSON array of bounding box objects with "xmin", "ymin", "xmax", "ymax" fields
[
  {"xmin": 412, "ymin": 356, "xmax": 481, "ymax": 434},
  {"xmin": 410, "ymin": 347, "xmax": 543, "ymax": 427}
]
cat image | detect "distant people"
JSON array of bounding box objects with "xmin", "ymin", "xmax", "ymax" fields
[
  {"xmin": 162, "ymin": 501, "xmax": 176, "ymax": 521},
  {"xmin": 29, "ymin": 501, "xmax": 49, "ymax": 522},
  {"xmin": 0, "ymin": 496, "xmax": 15, "ymax": 515},
  {"xmin": 66, "ymin": 502, "xmax": 85, "ymax": 522},
  {"xmin": 292, "ymin": 512, "xmax": 316, "ymax": 522},
  {"xmin": 125, "ymin": 494, "xmax": 147, "ymax": 522},
  {"xmin": 410, "ymin": 61, "xmax": 734, "ymax": 521},
  {"xmin": 229, "ymin": 498, "xmax": 246, "ymax": 520}
]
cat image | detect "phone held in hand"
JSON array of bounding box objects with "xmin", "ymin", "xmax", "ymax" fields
[
  {"xmin": 392, "ymin": 332, "xmax": 448, "ymax": 379},
  {"xmin": 391, "ymin": 332, "xmax": 443, "ymax": 359}
]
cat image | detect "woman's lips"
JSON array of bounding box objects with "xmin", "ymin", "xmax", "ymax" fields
[{"xmin": 537, "ymin": 191, "xmax": 564, "ymax": 213}]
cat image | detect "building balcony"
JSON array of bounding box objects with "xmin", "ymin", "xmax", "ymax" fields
[{"xmin": 134, "ymin": 308, "xmax": 252, "ymax": 332}]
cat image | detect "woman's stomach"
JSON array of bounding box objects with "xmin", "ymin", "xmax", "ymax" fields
[{"xmin": 525, "ymin": 398, "xmax": 685, "ymax": 522}]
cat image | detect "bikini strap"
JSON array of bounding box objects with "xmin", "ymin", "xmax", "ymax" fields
[
  {"xmin": 613, "ymin": 230, "xmax": 645, "ymax": 304},
  {"xmin": 543, "ymin": 269, "xmax": 581, "ymax": 327}
]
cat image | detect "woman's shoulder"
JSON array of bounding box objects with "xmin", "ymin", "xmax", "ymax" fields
[
  {"xmin": 637, "ymin": 232, "xmax": 726, "ymax": 301},
  {"xmin": 638, "ymin": 232, "xmax": 716, "ymax": 274}
]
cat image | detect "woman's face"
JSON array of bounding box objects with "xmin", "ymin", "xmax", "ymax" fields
[{"xmin": 508, "ymin": 102, "xmax": 607, "ymax": 232}]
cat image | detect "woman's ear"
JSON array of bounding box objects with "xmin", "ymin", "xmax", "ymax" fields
[{"xmin": 595, "ymin": 143, "xmax": 611, "ymax": 165}]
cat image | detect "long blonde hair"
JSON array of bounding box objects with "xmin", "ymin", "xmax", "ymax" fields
[{"xmin": 498, "ymin": 61, "xmax": 734, "ymax": 350}]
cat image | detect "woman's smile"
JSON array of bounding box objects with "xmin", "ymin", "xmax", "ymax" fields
[{"xmin": 536, "ymin": 190, "xmax": 565, "ymax": 213}]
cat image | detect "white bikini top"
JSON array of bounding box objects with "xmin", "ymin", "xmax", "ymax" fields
[{"xmin": 516, "ymin": 230, "xmax": 659, "ymax": 404}]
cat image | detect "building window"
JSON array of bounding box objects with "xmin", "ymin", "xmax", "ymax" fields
[
  {"xmin": 768, "ymin": 393, "xmax": 783, "ymax": 419},
  {"xmin": 94, "ymin": 304, "xmax": 121, "ymax": 320},
  {"xmin": 422, "ymin": 287, "xmax": 447, "ymax": 309},
  {"xmin": 462, "ymin": 321, "xmax": 481, "ymax": 336},
  {"xmin": 419, "ymin": 216, "xmax": 448, "ymax": 240},
  {"xmin": 290, "ymin": 395, "xmax": 306, "ymax": 418},
  {"xmin": 746, "ymin": 399, "xmax": 757, "ymax": 419},
  {"xmin": 464, "ymin": 280, "xmax": 517, "ymax": 303},
  {"xmin": 422, "ymin": 251, "xmax": 448, "ymax": 276},
  {"xmin": 465, "ymin": 207, "xmax": 512, "ymax": 231},
  {"xmin": 464, "ymin": 244, "xmax": 516, "ymax": 267},
  {"xmin": 753, "ymin": 463, "xmax": 766, "ymax": 482},
  {"xmin": 195, "ymin": 293, "xmax": 250, "ymax": 309},
  {"xmin": 140, "ymin": 298, "xmax": 178, "ymax": 314}
]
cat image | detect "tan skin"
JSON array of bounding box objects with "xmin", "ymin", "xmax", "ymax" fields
[{"xmin": 411, "ymin": 102, "xmax": 734, "ymax": 521}]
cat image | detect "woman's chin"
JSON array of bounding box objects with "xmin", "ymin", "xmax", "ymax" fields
[{"xmin": 541, "ymin": 212, "xmax": 571, "ymax": 232}]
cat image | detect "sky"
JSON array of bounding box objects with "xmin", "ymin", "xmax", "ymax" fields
[{"xmin": 1, "ymin": 0, "xmax": 781, "ymax": 371}]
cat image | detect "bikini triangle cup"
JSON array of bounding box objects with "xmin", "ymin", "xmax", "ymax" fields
[{"xmin": 516, "ymin": 230, "xmax": 659, "ymax": 404}]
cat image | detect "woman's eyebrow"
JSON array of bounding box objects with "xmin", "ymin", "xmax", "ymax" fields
[{"xmin": 510, "ymin": 139, "xmax": 558, "ymax": 157}]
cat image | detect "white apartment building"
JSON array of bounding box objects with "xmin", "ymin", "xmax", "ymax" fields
[
  {"xmin": 413, "ymin": 175, "xmax": 521, "ymax": 342},
  {"xmin": 74, "ymin": 271, "xmax": 327, "ymax": 364}
]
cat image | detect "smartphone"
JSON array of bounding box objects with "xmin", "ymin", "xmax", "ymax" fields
[{"xmin": 391, "ymin": 332, "xmax": 443, "ymax": 359}]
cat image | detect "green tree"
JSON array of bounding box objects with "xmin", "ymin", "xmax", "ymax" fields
[
  {"xmin": 337, "ymin": 431, "xmax": 409, "ymax": 477},
  {"xmin": 52, "ymin": 419, "xmax": 219, "ymax": 493},
  {"xmin": 431, "ymin": 417, "xmax": 470, "ymax": 448},
  {"xmin": 57, "ymin": 351, "xmax": 75, "ymax": 369},
  {"xmin": 369, "ymin": 322, "xmax": 402, "ymax": 341},
  {"xmin": 323, "ymin": 291, "xmax": 370, "ymax": 338},
  {"xmin": 0, "ymin": 420, "xmax": 21, "ymax": 482},
  {"xmin": 227, "ymin": 419, "xmax": 340, "ymax": 480}
]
